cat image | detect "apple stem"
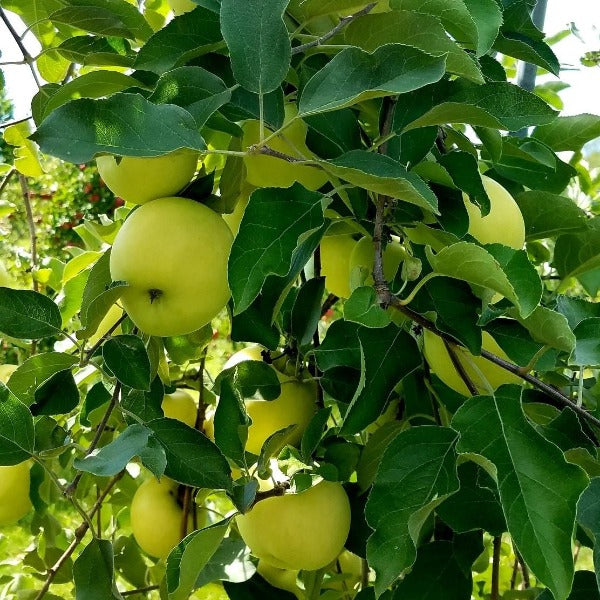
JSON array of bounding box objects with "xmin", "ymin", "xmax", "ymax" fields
[{"xmin": 148, "ymin": 288, "xmax": 163, "ymax": 303}]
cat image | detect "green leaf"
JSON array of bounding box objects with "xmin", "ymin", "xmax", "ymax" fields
[
  {"xmin": 31, "ymin": 93, "xmax": 206, "ymax": 164},
  {"xmin": 147, "ymin": 418, "xmax": 232, "ymax": 490},
  {"xmin": 193, "ymin": 537, "xmax": 254, "ymax": 587},
  {"xmin": 213, "ymin": 378, "xmax": 250, "ymax": 464},
  {"xmin": 134, "ymin": 6, "xmax": 222, "ymax": 74},
  {"xmin": 0, "ymin": 383, "xmax": 34, "ymax": 465},
  {"xmin": 54, "ymin": 36, "xmax": 134, "ymax": 68},
  {"xmin": 103, "ymin": 335, "xmax": 151, "ymax": 391},
  {"xmin": 344, "ymin": 11, "xmax": 483, "ymax": 83},
  {"xmin": 31, "ymin": 369, "xmax": 79, "ymax": 416},
  {"xmin": 229, "ymin": 185, "xmax": 325, "ymax": 314},
  {"xmin": 299, "ymin": 44, "xmax": 446, "ymax": 116},
  {"xmin": 396, "ymin": 81, "xmax": 557, "ymax": 133},
  {"xmin": 81, "ymin": 382, "xmax": 112, "ymax": 427},
  {"xmin": 33, "ymin": 71, "xmax": 140, "ymax": 124},
  {"xmin": 570, "ymin": 318, "xmax": 600, "ymax": 366},
  {"xmin": 515, "ymin": 191, "xmax": 587, "ymax": 241},
  {"xmin": 220, "ymin": 0, "xmax": 291, "ymax": 94},
  {"xmin": 555, "ymin": 225, "xmax": 600, "ymax": 281},
  {"xmin": 300, "ymin": 407, "xmax": 332, "ymax": 463},
  {"xmin": 121, "ymin": 376, "xmax": 164, "ymax": 424},
  {"xmin": 506, "ymin": 305, "xmax": 576, "ymax": 354},
  {"xmin": 427, "ymin": 242, "xmax": 540, "ymax": 318},
  {"xmin": 453, "ymin": 386, "xmax": 589, "ymax": 600},
  {"xmin": 214, "ymin": 360, "xmax": 280, "ymax": 401},
  {"xmin": 556, "ymin": 296, "xmax": 600, "ymax": 330},
  {"xmin": 7, "ymin": 352, "xmax": 79, "ymax": 406},
  {"xmin": 49, "ymin": 6, "xmax": 133, "ymax": 38},
  {"xmin": 313, "ymin": 319, "xmax": 361, "ymax": 371},
  {"xmin": 320, "ymin": 150, "xmax": 438, "ymax": 213},
  {"xmin": 344, "ymin": 286, "xmax": 391, "ymax": 329},
  {"xmin": 0, "ymin": 288, "xmax": 61, "ymax": 339},
  {"xmin": 166, "ymin": 521, "xmax": 230, "ymax": 600},
  {"xmin": 577, "ymin": 478, "xmax": 600, "ymax": 594},
  {"xmin": 73, "ymin": 539, "xmax": 121, "ymax": 600},
  {"xmin": 366, "ymin": 426, "xmax": 459, "ymax": 595},
  {"xmin": 342, "ymin": 324, "xmax": 421, "ymax": 434},
  {"xmin": 533, "ymin": 114, "xmax": 600, "ymax": 153},
  {"xmin": 291, "ymin": 277, "xmax": 325, "ymax": 346}
]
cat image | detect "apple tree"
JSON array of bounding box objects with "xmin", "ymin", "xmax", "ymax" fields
[{"xmin": 1, "ymin": 1, "xmax": 600, "ymax": 599}]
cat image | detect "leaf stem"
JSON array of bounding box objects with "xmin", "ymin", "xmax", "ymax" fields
[{"xmin": 19, "ymin": 174, "xmax": 38, "ymax": 293}]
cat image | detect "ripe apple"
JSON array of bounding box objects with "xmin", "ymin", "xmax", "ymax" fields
[
  {"xmin": 205, "ymin": 346, "xmax": 317, "ymax": 455},
  {"xmin": 96, "ymin": 150, "xmax": 198, "ymax": 205},
  {"xmin": 191, "ymin": 582, "xmax": 229, "ymax": 600},
  {"xmin": 130, "ymin": 476, "xmax": 209, "ymax": 559},
  {"xmin": 257, "ymin": 561, "xmax": 302, "ymax": 598},
  {"xmin": 110, "ymin": 196, "xmax": 233, "ymax": 337},
  {"xmin": 236, "ymin": 480, "xmax": 351, "ymax": 571},
  {"xmin": 0, "ymin": 462, "xmax": 32, "ymax": 526},
  {"xmin": 242, "ymin": 105, "xmax": 328, "ymax": 191},
  {"xmin": 167, "ymin": 0, "xmax": 197, "ymax": 15},
  {"xmin": 320, "ymin": 223, "xmax": 360, "ymax": 299},
  {"xmin": 86, "ymin": 302, "xmax": 123, "ymax": 346},
  {"xmin": 162, "ymin": 389, "xmax": 197, "ymax": 427},
  {"xmin": 349, "ymin": 236, "xmax": 405, "ymax": 287},
  {"xmin": 463, "ymin": 176, "xmax": 525, "ymax": 250},
  {"xmin": 423, "ymin": 329, "xmax": 522, "ymax": 396}
]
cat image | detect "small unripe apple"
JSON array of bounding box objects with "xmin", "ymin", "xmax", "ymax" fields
[
  {"xmin": 167, "ymin": 0, "xmax": 197, "ymax": 15},
  {"xmin": 162, "ymin": 389, "xmax": 197, "ymax": 427},
  {"xmin": 0, "ymin": 462, "xmax": 32, "ymax": 526},
  {"xmin": 96, "ymin": 150, "xmax": 198, "ymax": 205},
  {"xmin": 236, "ymin": 480, "xmax": 351, "ymax": 571},
  {"xmin": 463, "ymin": 176, "xmax": 525, "ymax": 250},
  {"xmin": 423, "ymin": 329, "xmax": 522, "ymax": 396},
  {"xmin": 110, "ymin": 196, "xmax": 233, "ymax": 337}
]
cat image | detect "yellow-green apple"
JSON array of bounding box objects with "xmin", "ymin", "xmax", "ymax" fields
[
  {"xmin": 0, "ymin": 462, "xmax": 32, "ymax": 526},
  {"xmin": 320, "ymin": 222, "xmax": 360, "ymax": 299},
  {"xmin": 423, "ymin": 329, "xmax": 521, "ymax": 396},
  {"xmin": 191, "ymin": 582, "xmax": 229, "ymax": 600},
  {"xmin": 257, "ymin": 561, "xmax": 302, "ymax": 599},
  {"xmin": 167, "ymin": 0, "xmax": 197, "ymax": 15},
  {"xmin": 205, "ymin": 346, "xmax": 317, "ymax": 455},
  {"xmin": 463, "ymin": 176, "xmax": 525, "ymax": 250},
  {"xmin": 349, "ymin": 236, "xmax": 405, "ymax": 287},
  {"xmin": 223, "ymin": 189, "xmax": 251, "ymax": 237},
  {"xmin": 242, "ymin": 105, "xmax": 328, "ymax": 191},
  {"xmin": 162, "ymin": 389, "xmax": 197, "ymax": 427},
  {"xmin": 110, "ymin": 196, "xmax": 233, "ymax": 337},
  {"xmin": 96, "ymin": 150, "xmax": 198, "ymax": 205},
  {"xmin": 86, "ymin": 302, "xmax": 123, "ymax": 346},
  {"xmin": 236, "ymin": 480, "xmax": 351, "ymax": 570}
]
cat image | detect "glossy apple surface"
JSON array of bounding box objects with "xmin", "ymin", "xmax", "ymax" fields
[
  {"xmin": 321, "ymin": 223, "xmax": 359, "ymax": 299},
  {"xmin": 162, "ymin": 389, "xmax": 197, "ymax": 427},
  {"xmin": 206, "ymin": 346, "xmax": 317, "ymax": 455},
  {"xmin": 349, "ymin": 236, "xmax": 405, "ymax": 286},
  {"xmin": 0, "ymin": 462, "xmax": 32, "ymax": 526},
  {"xmin": 423, "ymin": 329, "xmax": 522, "ymax": 396},
  {"xmin": 110, "ymin": 196, "xmax": 233, "ymax": 337},
  {"xmin": 168, "ymin": 0, "xmax": 197, "ymax": 15},
  {"xmin": 242, "ymin": 106, "xmax": 328, "ymax": 191},
  {"xmin": 463, "ymin": 175, "xmax": 525, "ymax": 250},
  {"xmin": 236, "ymin": 480, "xmax": 351, "ymax": 570},
  {"xmin": 96, "ymin": 150, "xmax": 198, "ymax": 205}
]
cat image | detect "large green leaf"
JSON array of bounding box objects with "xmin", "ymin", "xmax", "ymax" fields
[
  {"xmin": 0, "ymin": 383, "xmax": 35, "ymax": 466},
  {"xmin": 312, "ymin": 319, "xmax": 362, "ymax": 372},
  {"xmin": 73, "ymin": 539, "xmax": 121, "ymax": 600},
  {"xmin": 228, "ymin": 185, "xmax": 325, "ymax": 314},
  {"xmin": 571, "ymin": 318, "xmax": 600, "ymax": 367},
  {"xmin": 555, "ymin": 224, "xmax": 600, "ymax": 281},
  {"xmin": 453, "ymin": 386, "xmax": 589, "ymax": 600},
  {"xmin": 533, "ymin": 114, "xmax": 600, "ymax": 153},
  {"xmin": 31, "ymin": 93, "xmax": 206, "ymax": 163},
  {"xmin": 344, "ymin": 11, "xmax": 483, "ymax": 82},
  {"xmin": 103, "ymin": 335, "xmax": 151, "ymax": 391},
  {"xmin": 48, "ymin": 6, "xmax": 134, "ymax": 38},
  {"xmin": 577, "ymin": 478, "xmax": 600, "ymax": 594},
  {"xmin": 0, "ymin": 288, "xmax": 62, "ymax": 339},
  {"xmin": 54, "ymin": 36, "xmax": 134, "ymax": 68},
  {"xmin": 220, "ymin": 0, "xmax": 291, "ymax": 94},
  {"xmin": 299, "ymin": 44, "xmax": 446, "ymax": 115}
]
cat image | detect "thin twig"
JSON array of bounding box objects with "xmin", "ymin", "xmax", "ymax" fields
[
  {"xmin": 64, "ymin": 382, "xmax": 122, "ymax": 497},
  {"xmin": 84, "ymin": 313, "xmax": 127, "ymax": 362},
  {"xmin": 291, "ymin": 3, "xmax": 377, "ymax": 55},
  {"xmin": 121, "ymin": 586, "xmax": 160, "ymax": 597},
  {"xmin": 0, "ymin": 8, "xmax": 41, "ymax": 88},
  {"xmin": 0, "ymin": 115, "xmax": 32, "ymax": 129},
  {"xmin": 34, "ymin": 471, "xmax": 125, "ymax": 600},
  {"xmin": 516, "ymin": 550, "xmax": 530, "ymax": 588},
  {"xmin": 19, "ymin": 174, "xmax": 38, "ymax": 292},
  {"xmin": 0, "ymin": 167, "xmax": 16, "ymax": 197},
  {"xmin": 491, "ymin": 536, "xmax": 501, "ymax": 600},
  {"xmin": 444, "ymin": 340, "xmax": 479, "ymax": 396},
  {"xmin": 320, "ymin": 293, "xmax": 339, "ymax": 317}
]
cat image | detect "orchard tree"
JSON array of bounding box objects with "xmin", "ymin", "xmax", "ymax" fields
[{"xmin": 1, "ymin": 1, "xmax": 600, "ymax": 599}]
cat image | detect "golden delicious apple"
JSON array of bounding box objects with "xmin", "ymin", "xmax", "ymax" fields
[
  {"xmin": 110, "ymin": 196, "xmax": 233, "ymax": 337},
  {"xmin": 463, "ymin": 176, "xmax": 525, "ymax": 250},
  {"xmin": 130, "ymin": 477, "xmax": 209, "ymax": 559},
  {"xmin": 86, "ymin": 302, "xmax": 123, "ymax": 347},
  {"xmin": 206, "ymin": 346, "xmax": 317, "ymax": 455},
  {"xmin": 423, "ymin": 329, "xmax": 522, "ymax": 396},
  {"xmin": 0, "ymin": 462, "xmax": 32, "ymax": 526},
  {"xmin": 167, "ymin": 0, "xmax": 197, "ymax": 15},
  {"xmin": 242, "ymin": 105, "xmax": 328, "ymax": 191},
  {"xmin": 320, "ymin": 223, "xmax": 360, "ymax": 299},
  {"xmin": 162, "ymin": 389, "xmax": 197, "ymax": 427},
  {"xmin": 257, "ymin": 561, "xmax": 302, "ymax": 599},
  {"xmin": 349, "ymin": 236, "xmax": 405, "ymax": 287},
  {"xmin": 236, "ymin": 480, "xmax": 351, "ymax": 570},
  {"xmin": 96, "ymin": 150, "xmax": 198, "ymax": 205}
]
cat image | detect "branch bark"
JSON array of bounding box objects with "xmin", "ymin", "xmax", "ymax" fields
[{"xmin": 0, "ymin": 8, "xmax": 41, "ymax": 88}]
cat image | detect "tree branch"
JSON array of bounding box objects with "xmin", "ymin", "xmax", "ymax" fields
[
  {"xmin": 320, "ymin": 293, "xmax": 339, "ymax": 317},
  {"xmin": 0, "ymin": 167, "xmax": 16, "ymax": 197},
  {"xmin": 444, "ymin": 340, "xmax": 479, "ymax": 396},
  {"xmin": 291, "ymin": 3, "xmax": 377, "ymax": 55},
  {"xmin": 0, "ymin": 8, "xmax": 41, "ymax": 88},
  {"xmin": 19, "ymin": 174, "xmax": 38, "ymax": 292},
  {"xmin": 491, "ymin": 536, "xmax": 501, "ymax": 600},
  {"xmin": 0, "ymin": 115, "xmax": 32, "ymax": 129}
]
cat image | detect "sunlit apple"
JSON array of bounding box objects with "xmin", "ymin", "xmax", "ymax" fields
[
  {"xmin": 349, "ymin": 236, "xmax": 405, "ymax": 287},
  {"xmin": 320, "ymin": 222, "xmax": 360, "ymax": 299},
  {"xmin": 96, "ymin": 150, "xmax": 198, "ymax": 205},
  {"xmin": 86, "ymin": 302, "xmax": 123, "ymax": 347},
  {"xmin": 242, "ymin": 105, "xmax": 328, "ymax": 191},
  {"xmin": 463, "ymin": 175, "xmax": 525, "ymax": 250},
  {"xmin": 110, "ymin": 196, "xmax": 233, "ymax": 337},
  {"xmin": 167, "ymin": 0, "xmax": 197, "ymax": 15},
  {"xmin": 236, "ymin": 480, "xmax": 351, "ymax": 570},
  {"xmin": 423, "ymin": 329, "xmax": 522, "ymax": 396},
  {"xmin": 162, "ymin": 389, "xmax": 197, "ymax": 427},
  {"xmin": 0, "ymin": 462, "xmax": 32, "ymax": 526}
]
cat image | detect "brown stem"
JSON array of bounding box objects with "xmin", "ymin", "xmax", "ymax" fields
[
  {"xmin": 516, "ymin": 551, "xmax": 530, "ymax": 588},
  {"xmin": 180, "ymin": 486, "xmax": 192, "ymax": 539},
  {"xmin": 320, "ymin": 293, "xmax": 339, "ymax": 317},
  {"xmin": 64, "ymin": 382, "xmax": 122, "ymax": 497},
  {"xmin": 360, "ymin": 558, "xmax": 369, "ymax": 590},
  {"xmin": 34, "ymin": 471, "xmax": 125, "ymax": 600},
  {"xmin": 0, "ymin": 8, "xmax": 41, "ymax": 88},
  {"xmin": 84, "ymin": 313, "xmax": 127, "ymax": 362},
  {"xmin": 254, "ymin": 481, "xmax": 290, "ymax": 504},
  {"xmin": 121, "ymin": 586, "xmax": 160, "ymax": 597},
  {"xmin": 491, "ymin": 536, "xmax": 501, "ymax": 600},
  {"xmin": 291, "ymin": 3, "xmax": 377, "ymax": 55},
  {"xmin": 0, "ymin": 116, "xmax": 32, "ymax": 129},
  {"xmin": 194, "ymin": 348, "xmax": 208, "ymax": 431},
  {"xmin": 0, "ymin": 167, "xmax": 16, "ymax": 198},
  {"xmin": 19, "ymin": 174, "xmax": 38, "ymax": 293},
  {"xmin": 444, "ymin": 340, "xmax": 479, "ymax": 396}
]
